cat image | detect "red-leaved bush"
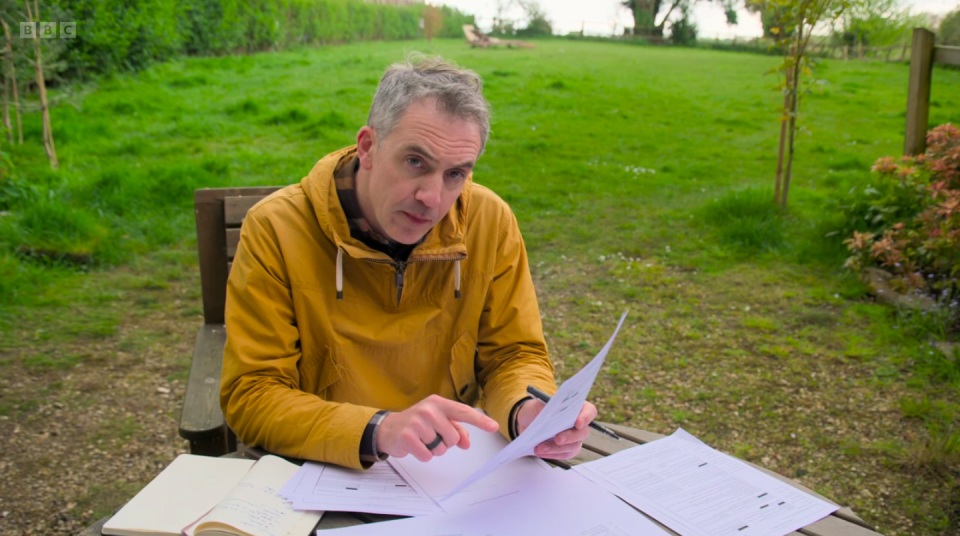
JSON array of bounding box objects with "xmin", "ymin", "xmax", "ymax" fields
[{"xmin": 845, "ymin": 124, "xmax": 960, "ymax": 305}]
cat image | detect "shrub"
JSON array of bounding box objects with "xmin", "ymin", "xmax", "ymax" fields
[
  {"xmin": 941, "ymin": 9, "xmax": 960, "ymax": 46},
  {"xmin": 844, "ymin": 124, "xmax": 960, "ymax": 312}
]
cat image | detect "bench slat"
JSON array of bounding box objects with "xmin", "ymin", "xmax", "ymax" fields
[
  {"xmin": 603, "ymin": 422, "xmax": 665, "ymax": 444},
  {"xmin": 179, "ymin": 324, "xmax": 227, "ymax": 441},
  {"xmin": 547, "ymin": 447, "xmax": 605, "ymax": 469},
  {"xmin": 799, "ymin": 515, "xmax": 885, "ymax": 536},
  {"xmin": 226, "ymin": 228, "xmax": 241, "ymax": 259},
  {"xmin": 225, "ymin": 195, "xmax": 268, "ymax": 226},
  {"xmin": 583, "ymin": 427, "xmax": 636, "ymax": 456}
]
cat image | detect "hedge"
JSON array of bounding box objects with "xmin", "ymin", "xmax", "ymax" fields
[{"xmin": 44, "ymin": 0, "xmax": 474, "ymax": 80}]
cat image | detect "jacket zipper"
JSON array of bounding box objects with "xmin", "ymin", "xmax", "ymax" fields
[
  {"xmin": 394, "ymin": 261, "xmax": 406, "ymax": 305},
  {"xmin": 364, "ymin": 254, "xmax": 465, "ymax": 305}
]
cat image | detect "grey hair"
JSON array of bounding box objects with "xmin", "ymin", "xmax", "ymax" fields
[{"xmin": 368, "ymin": 53, "xmax": 491, "ymax": 155}]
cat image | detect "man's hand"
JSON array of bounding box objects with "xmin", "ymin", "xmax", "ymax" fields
[
  {"xmin": 377, "ymin": 395, "xmax": 499, "ymax": 462},
  {"xmin": 515, "ymin": 399, "xmax": 597, "ymax": 460}
]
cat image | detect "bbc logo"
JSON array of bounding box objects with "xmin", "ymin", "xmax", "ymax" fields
[{"xmin": 19, "ymin": 22, "xmax": 76, "ymax": 39}]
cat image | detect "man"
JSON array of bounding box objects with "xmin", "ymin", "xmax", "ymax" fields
[{"xmin": 220, "ymin": 55, "xmax": 597, "ymax": 470}]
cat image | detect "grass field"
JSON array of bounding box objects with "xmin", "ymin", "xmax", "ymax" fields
[{"xmin": 1, "ymin": 38, "xmax": 960, "ymax": 535}]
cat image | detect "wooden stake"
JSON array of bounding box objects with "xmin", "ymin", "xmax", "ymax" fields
[
  {"xmin": 1, "ymin": 18, "xmax": 21, "ymax": 145},
  {"xmin": 904, "ymin": 28, "xmax": 934, "ymax": 156},
  {"xmin": 1, "ymin": 19, "xmax": 11, "ymax": 144},
  {"xmin": 25, "ymin": 0, "xmax": 56, "ymax": 167},
  {"xmin": 773, "ymin": 58, "xmax": 791, "ymax": 205}
]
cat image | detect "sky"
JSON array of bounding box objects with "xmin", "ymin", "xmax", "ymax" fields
[{"xmin": 436, "ymin": 0, "xmax": 959, "ymax": 39}]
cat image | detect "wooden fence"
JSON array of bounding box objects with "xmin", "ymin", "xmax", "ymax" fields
[
  {"xmin": 904, "ymin": 28, "xmax": 960, "ymax": 155},
  {"xmin": 806, "ymin": 41, "xmax": 911, "ymax": 62}
]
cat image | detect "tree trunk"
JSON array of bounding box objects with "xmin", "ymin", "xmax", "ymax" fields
[
  {"xmin": 773, "ymin": 58, "xmax": 792, "ymax": 205},
  {"xmin": 12, "ymin": 59, "xmax": 21, "ymax": 145},
  {"xmin": 1, "ymin": 18, "xmax": 21, "ymax": 145},
  {"xmin": 781, "ymin": 32, "xmax": 804, "ymax": 208},
  {"xmin": 26, "ymin": 0, "xmax": 57, "ymax": 167},
  {"xmin": 631, "ymin": 0, "xmax": 662, "ymax": 36},
  {"xmin": 2, "ymin": 22, "xmax": 11, "ymax": 144}
]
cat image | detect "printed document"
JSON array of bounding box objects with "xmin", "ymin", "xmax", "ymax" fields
[
  {"xmin": 388, "ymin": 420, "xmax": 553, "ymax": 512},
  {"xmin": 279, "ymin": 461, "xmax": 442, "ymax": 516},
  {"xmin": 315, "ymin": 468, "xmax": 670, "ymax": 536},
  {"xmin": 573, "ymin": 429, "xmax": 839, "ymax": 536},
  {"xmin": 441, "ymin": 311, "xmax": 629, "ymax": 499}
]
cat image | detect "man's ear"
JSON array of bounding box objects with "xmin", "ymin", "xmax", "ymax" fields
[{"xmin": 356, "ymin": 126, "xmax": 377, "ymax": 171}]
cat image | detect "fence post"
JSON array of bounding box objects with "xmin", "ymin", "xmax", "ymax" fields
[{"xmin": 904, "ymin": 28, "xmax": 935, "ymax": 156}]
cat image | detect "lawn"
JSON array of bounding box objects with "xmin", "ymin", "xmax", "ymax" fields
[{"xmin": 1, "ymin": 38, "xmax": 959, "ymax": 535}]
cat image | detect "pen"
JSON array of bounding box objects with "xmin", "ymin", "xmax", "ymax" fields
[{"xmin": 525, "ymin": 385, "xmax": 622, "ymax": 440}]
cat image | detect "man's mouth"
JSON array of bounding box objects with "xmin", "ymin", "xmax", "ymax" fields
[{"xmin": 403, "ymin": 211, "xmax": 430, "ymax": 225}]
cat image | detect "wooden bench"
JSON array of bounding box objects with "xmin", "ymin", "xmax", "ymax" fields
[
  {"xmin": 84, "ymin": 424, "xmax": 884, "ymax": 535},
  {"xmin": 178, "ymin": 187, "xmax": 281, "ymax": 456}
]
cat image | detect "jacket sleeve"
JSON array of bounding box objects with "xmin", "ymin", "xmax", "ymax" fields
[
  {"xmin": 477, "ymin": 207, "xmax": 558, "ymax": 439},
  {"xmin": 219, "ymin": 211, "xmax": 378, "ymax": 469}
]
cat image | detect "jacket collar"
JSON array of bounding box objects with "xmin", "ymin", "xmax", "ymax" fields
[{"xmin": 302, "ymin": 145, "xmax": 469, "ymax": 262}]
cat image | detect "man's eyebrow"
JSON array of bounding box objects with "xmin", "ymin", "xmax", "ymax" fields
[{"xmin": 403, "ymin": 144, "xmax": 475, "ymax": 169}]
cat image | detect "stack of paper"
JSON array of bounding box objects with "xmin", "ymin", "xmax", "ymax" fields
[
  {"xmin": 317, "ymin": 468, "xmax": 672, "ymax": 536},
  {"xmin": 278, "ymin": 420, "xmax": 557, "ymax": 516},
  {"xmin": 573, "ymin": 429, "xmax": 840, "ymax": 536}
]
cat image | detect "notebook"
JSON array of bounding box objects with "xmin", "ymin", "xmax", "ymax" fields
[{"xmin": 102, "ymin": 454, "xmax": 322, "ymax": 536}]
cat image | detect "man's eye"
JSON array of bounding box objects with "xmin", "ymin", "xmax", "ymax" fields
[
  {"xmin": 407, "ymin": 157, "xmax": 422, "ymax": 168},
  {"xmin": 448, "ymin": 171, "xmax": 465, "ymax": 181}
]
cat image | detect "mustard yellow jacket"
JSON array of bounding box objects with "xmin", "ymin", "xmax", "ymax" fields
[{"xmin": 220, "ymin": 146, "xmax": 557, "ymax": 469}]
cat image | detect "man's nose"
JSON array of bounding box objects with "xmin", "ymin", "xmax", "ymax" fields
[{"xmin": 414, "ymin": 173, "xmax": 443, "ymax": 209}]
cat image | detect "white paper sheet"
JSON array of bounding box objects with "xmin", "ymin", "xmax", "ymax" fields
[
  {"xmin": 440, "ymin": 311, "xmax": 629, "ymax": 499},
  {"xmin": 315, "ymin": 468, "xmax": 670, "ymax": 536},
  {"xmin": 280, "ymin": 461, "xmax": 443, "ymax": 517},
  {"xmin": 388, "ymin": 421, "xmax": 552, "ymax": 512},
  {"xmin": 573, "ymin": 429, "xmax": 839, "ymax": 536}
]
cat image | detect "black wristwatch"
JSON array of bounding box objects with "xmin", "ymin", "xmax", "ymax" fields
[{"xmin": 359, "ymin": 410, "xmax": 390, "ymax": 464}]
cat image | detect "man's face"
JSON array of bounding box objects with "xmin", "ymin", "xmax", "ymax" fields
[{"xmin": 355, "ymin": 98, "xmax": 482, "ymax": 245}]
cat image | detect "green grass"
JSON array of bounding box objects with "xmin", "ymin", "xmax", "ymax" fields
[{"xmin": 1, "ymin": 39, "xmax": 959, "ymax": 534}]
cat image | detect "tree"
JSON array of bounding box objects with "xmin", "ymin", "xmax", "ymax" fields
[
  {"xmin": 516, "ymin": 0, "xmax": 551, "ymax": 36},
  {"xmin": 764, "ymin": 0, "xmax": 852, "ymax": 207},
  {"xmin": 746, "ymin": 1, "xmax": 790, "ymax": 37},
  {"xmin": 423, "ymin": 5, "xmax": 443, "ymax": 43},
  {"xmin": 831, "ymin": 0, "xmax": 918, "ymax": 48},
  {"xmin": 668, "ymin": 7, "xmax": 697, "ymax": 44},
  {"xmin": 0, "ymin": 10, "xmax": 24, "ymax": 145},
  {"xmin": 490, "ymin": 0, "xmax": 516, "ymax": 36},
  {"xmin": 623, "ymin": 0, "xmax": 738, "ymax": 38},
  {"xmin": 941, "ymin": 8, "xmax": 960, "ymax": 45},
  {"xmin": 24, "ymin": 0, "xmax": 56, "ymax": 168}
]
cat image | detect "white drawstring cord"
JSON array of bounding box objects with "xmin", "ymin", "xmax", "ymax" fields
[
  {"xmin": 454, "ymin": 259, "xmax": 461, "ymax": 299},
  {"xmin": 336, "ymin": 248, "xmax": 343, "ymax": 300}
]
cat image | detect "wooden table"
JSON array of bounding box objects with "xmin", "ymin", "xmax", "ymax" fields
[{"xmin": 80, "ymin": 424, "xmax": 884, "ymax": 535}]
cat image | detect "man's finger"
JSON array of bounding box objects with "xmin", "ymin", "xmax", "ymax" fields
[
  {"xmin": 430, "ymin": 416, "xmax": 462, "ymax": 452},
  {"xmin": 574, "ymin": 402, "xmax": 598, "ymax": 429},
  {"xmin": 452, "ymin": 421, "xmax": 471, "ymax": 450},
  {"xmin": 535, "ymin": 438, "xmax": 582, "ymax": 460},
  {"xmin": 409, "ymin": 435, "xmax": 435, "ymax": 462},
  {"xmin": 555, "ymin": 425, "xmax": 590, "ymax": 446},
  {"xmin": 440, "ymin": 400, "xmax": 499, "ymax": 432}
]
